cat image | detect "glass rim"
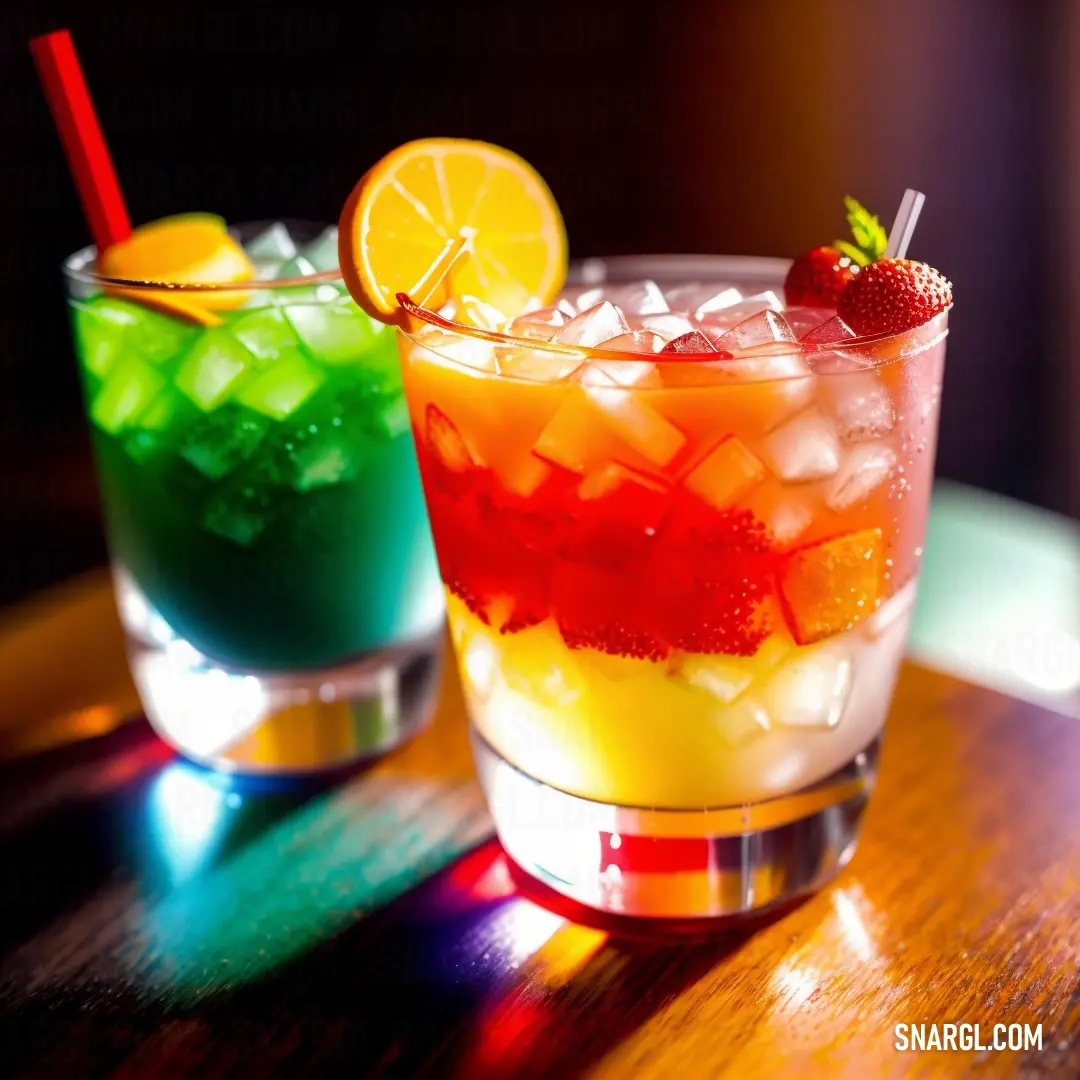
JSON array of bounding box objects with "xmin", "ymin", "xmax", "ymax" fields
[
  {"xmin": 397, "ymin": 251, "xmax": 951, "ymax": 376},
  {"xmin": 61, "ymin": 218, "xmax": 345, "ymax": 292}
]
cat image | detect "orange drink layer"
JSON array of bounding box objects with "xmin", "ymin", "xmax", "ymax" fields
[{"xmin": 398, "ymin": 297, "xmax": 946, "ymax": 809}]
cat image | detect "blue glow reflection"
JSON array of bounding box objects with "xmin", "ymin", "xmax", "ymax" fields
[{"xmin": 147, "ymin": 763, "xmax": 231, "ymax": 886}]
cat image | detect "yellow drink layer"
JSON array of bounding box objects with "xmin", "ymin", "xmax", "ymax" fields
[{"xmin": 449, "ymin": 585, "xmax": 914, "ymax": 809}]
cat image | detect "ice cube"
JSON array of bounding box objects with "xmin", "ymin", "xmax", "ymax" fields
[
  {"xmin": 700, "ymin": 349, "xmax": 815, "ymax": 430},
  {"xmin": 765, "ymin": 644, "xmax": 853, "ymax": 729},
  {"xmin": 684, "ymin": 435, "xmax": 766, "ymax": 510},
  {"xmin": 655, "ymin": 333, "xmax": 732, "ymax": 388},
  {"xmin": 234, "ymin": 351, "xmax": 325, "ymax": 420},
  {"xmin": 807, "ymin": 352, "xmax": 878, "ymax": 376},
  {"xmin": 532, "ymin": 390, "xmax": 607, "ymax": 473},
  {"xmin": 599, "ymin": 280, "xmax": 669, "ymax": 315},
  {"xmin": 698, "ymin": 292, "xmax": 784, "ymax": 331},
  {"xmin": 578, "ymin": 331, "xmax": 664, "ymax": 389},
  {"xmin": 595, "ymin": 330, "xmax": 666, "ymax": 355},
  {"xmin": 509, "ymin": 303, "xmax": 574, "ymax": 341},
  {"xmin": 270, "ymin": 255, "xmax": 327, "ymax": 304},
  {"xmin": 173, "ymin": 330, "xmax": 254, "ymax": 412},
  {"xmin": 230, "ymin": 307, "xmax": 306, "ymax": 369},
  {"xmin": 276, "ymin": 254, "xmax": 317, "ymax": 280},
  {"xmin": 299, "ymin": 225, "xmax": 339, "ymax": 272},
  {"xmin": 583, "ymin": 385, "xmax": 686, "ymax": 467},
  {"xmin": 73, "ymin": 297, "xmax": 196, "ymax": 378},
  {"xmin": 418, "ymin": 328, "xmax": 498, "ymax": 374},
  {"xmin": 495, "ymin": 340, "xmax": 581, "ymax": 381},
  {"xmin": 662, "ymin": 283, "xmax": 742, "ymax": 316},
  {"xmin": 245, "ymin": 222, "xmax": 297, "ymax": 263},
  {"xmin": 370, "ymin": 394, "xmax": 411, "ymax": 440},
  {"xmin": 203, "ymin": 482, "xmax": 275, "ymax": 547},
  {"xmin": 291, "ymin": 430, "xmax": 367, "ymax": 491},
  {"xmin": 737, "ymin": 290, "xmax": 784, "ymax": 312},
  {"xmin": 555, "ymin": 285, "xmax": 598, "ymax": 313},
  {"xmin": 799, "ymin": 315, "xmax": 856, "ymax": 344},
  {"xmin": 533, "ymin": 386, "xmax": 683, "ymax": 472},
  {"xmin": 578, "ymin": 359, "xmax": 661, "ymax": 389},
  {"xmin": 285, "ymin": 299, "xmax": 380, "ymax": 365},
  {"xmin": 503, "ymin": 627, "xmax": 583, "ymax": 708},
  {"xmin": 123, "ymin": 430, "xmax": 168, "ymax": 463},
  {"xmin": 461, "ymin": 633, "xmax": 500, "ymax": 701},
  {"xmin": 712, "ymin": 310, "xmax": 797, "ymax": 352},
  {"xmin": 71, "ymin": 297, "xmax": 139, "ymax": 379},
  {"xmin": 252, "ymin": 259, "xmax": 285, "ymax": 282},
  {"xmin": 443, "ymin": 294, "xmax": 510, "ymax": 331},
  {"xmin": 90, "ymin": 354, "xmax": 167, "ymax": 434},
  {"xmin": 827, "ymin": 443, "xmax": 897, "ymax": 511},
  {"xmin": 802, "ymin": 317, "xmax": 874, "ymax": 375},
  {"xmin": 715, "ymin": 697, "xmax": 773, "ymax": 748},
  {"xmin": 692, "ymin": 287, "xmax": 744, "ymax": 319},
  {"xmin": 761, "ymin": 407, "xmax": 840, "ymax": 481},
  {"xmin": 659, "ymin": 330, "xmax": 719, "ymax": 355},
  {"xmin": 746, "ymin": 486, "xmax": 815, "ymax": 548},
  {"xmin": 553, "ymin": 301, "xmax": 629, "ymax": 348},
  {"xmin": 565, "ymin": 285, "xmax": 603, "ymax": 312},
  {"xmin": 675, "ymin": 654, "xmax": 754, "ymax": 704},
  {"xmin": 137, "ymin": 386, "xmax": 191, "ymax": 433},
  {"xmin": 822, "ymin": 372, "xmax": 895, "ymax": 442},
  {"xmin": 636, "ymin": 312, "xmax": 695, "ymax": 339},
  {"xmin": 500, "ymin": 453, "xmax": 553, "ymax": 497},
  {"xmin": 180, "ymin": 405, "xmax": 270, "ymax": 480},
  {"xmin": 782, "ymin": 307, "xmax": 832, "ymax": 339},
  {"xmin": 521, "ymin": 296, "xmax": 576, "ymax": 317}
]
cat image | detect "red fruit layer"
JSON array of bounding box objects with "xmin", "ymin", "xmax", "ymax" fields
[{"xmin": 416, "ymin": 411, "xmax": 886, "ymax": 660}]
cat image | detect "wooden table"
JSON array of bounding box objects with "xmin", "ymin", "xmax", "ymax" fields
[{"xmin": 0, "ymin": 572, "xmax": 1077, "ymax": 1079}]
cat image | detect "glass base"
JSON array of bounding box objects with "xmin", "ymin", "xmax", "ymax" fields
[
  {"xmin": 471, "ymin": 729, "xmax": 879, "ymax": 919},
  {"xmin": 126, "ymin": 630, "xmax": 443, "ymax": 774},
  {"xmin": 111, "ymin": 565, "xmax": 444, "ymax": 774}
]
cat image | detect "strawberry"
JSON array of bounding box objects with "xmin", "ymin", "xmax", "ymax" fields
[
  {"xmin": 783, "ymin": 246, "xmax": 859, "ymax": 308},
  {"xmin": 785, "ymin": 196, "xmax": 890, "ymax": 308},
  {"xmin": 837, "ymin": 258, "xmax": 953, "ymax": 336}
]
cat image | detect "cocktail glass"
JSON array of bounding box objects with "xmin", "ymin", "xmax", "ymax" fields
[
  {"xmin": 65, "ymin": 221, "xmax": 446, "ymax": 772},
  {"xmin": 397, "ymin": 254, "xmax": 946, "ymax": 918}
]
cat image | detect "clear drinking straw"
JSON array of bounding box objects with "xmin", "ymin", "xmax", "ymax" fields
[{"xmin": 884, "ymin": 189, "xmax": 926, "ymax": 259}]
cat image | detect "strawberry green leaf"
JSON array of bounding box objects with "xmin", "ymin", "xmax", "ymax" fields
[
  {"xmin": 834, "ymin": 239, "xmax": 872, "ymax": 267},
  {"xmin": 843, "ymin": 195, "xmax": 888, "ymax": 263}
]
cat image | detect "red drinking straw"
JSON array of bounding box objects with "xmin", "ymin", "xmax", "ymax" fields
[{"xmin": 30, "ymin": 29, "xmax": 132, "ymax": 253}]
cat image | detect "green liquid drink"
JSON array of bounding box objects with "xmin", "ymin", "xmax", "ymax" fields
[{"xmin": 65, "ymin": 221, "xmax": 445, "ymax": 771}]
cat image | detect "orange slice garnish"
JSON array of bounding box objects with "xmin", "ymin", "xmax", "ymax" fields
[
  {"xmin": 100, "ymin": 213, "xmax": 254, "ymax": 316},
  {"xmin": 338, "ymin": 138, "xmax": 567, "ymax": 324},
  {"xmin": 108, "ymin": 288, "xmax": 224, "ymax": 327}
]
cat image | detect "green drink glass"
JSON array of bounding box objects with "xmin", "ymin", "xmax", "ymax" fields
[{"xmin": 63, "ymin": 221, "xmax": 445, "ymax": 772}]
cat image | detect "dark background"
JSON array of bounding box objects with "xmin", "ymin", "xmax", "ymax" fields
[{"xmin": 0, "ymin": 0, "xmax": 1071, "ymax": 607}]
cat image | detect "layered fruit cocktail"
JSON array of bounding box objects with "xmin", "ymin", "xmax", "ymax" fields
[
  {"xmin": 65, "ymin": 215, "xmax": 444, "ymax": 770},
  {"xmin": 338, "ymin": 141, "xmax": 952, "ymax": 917}
]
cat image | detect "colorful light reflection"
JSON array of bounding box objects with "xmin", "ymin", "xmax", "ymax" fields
[{"xmin": 146, "ymin": 762, "xmax": 231, "ymax": 886}]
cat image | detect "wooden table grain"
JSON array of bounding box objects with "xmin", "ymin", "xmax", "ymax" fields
[{"xmin": 0, "ymin": 571, "xmax": 1078, "ymax": 1079}]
